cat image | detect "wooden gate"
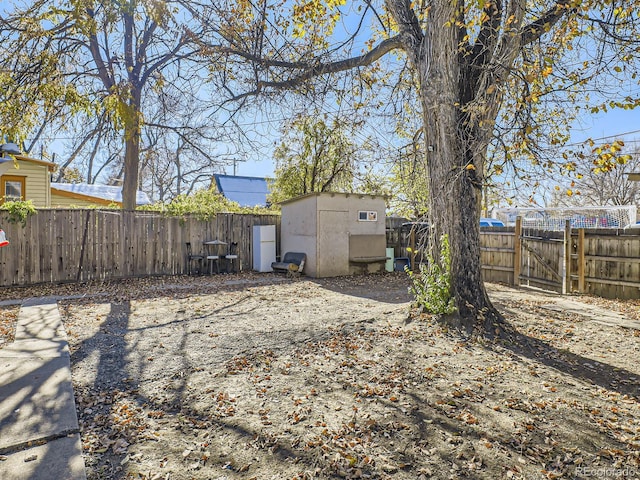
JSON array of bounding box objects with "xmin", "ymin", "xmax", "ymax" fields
[
  {"xmin": 481, "ymin": 220, "xmax": 640, "ymax": 299},
  {"xmin": 515, "ymin": 219, "xmax": 572, "ymax": 294}
]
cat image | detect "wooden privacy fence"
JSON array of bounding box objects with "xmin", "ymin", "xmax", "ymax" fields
[
  {"xmin": 480, "ymin": 219, "xmax": 640, "ymax": 299},
  {"xmin": 1, "ymin": 209, "xmax": 637, "ymax": 300},
  {"xmin": 0, "ymin": 209, "xmax": 281, "ymax": 287}
]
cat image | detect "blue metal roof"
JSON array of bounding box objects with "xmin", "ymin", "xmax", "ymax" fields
[
  {"xmin": 51, "ymin": 183, "xmax": 151, "ymax": 205},
  {"xmin": 213, "ymin": 174, "xmax": 269, "ymax": 207}
]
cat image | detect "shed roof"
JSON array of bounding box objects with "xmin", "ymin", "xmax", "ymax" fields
[
  {"xmin": 14, "ymin": 154, "xmax": 56, "ymax": 172},
  {"xmin": 213, "ymin": 174, "xmax": 269, "ymax": 207},
  {"xmin": 278, "ymin": 191, "xmax": 387, "ymax": 206},
  {"xmin": 51, "ymin": 183, "xmax": 151, "ymax": 206}
]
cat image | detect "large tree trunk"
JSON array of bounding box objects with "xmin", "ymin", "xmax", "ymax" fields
[
  {"xmin": 122, "ymin": 126, "xmax": 140, "ymax": 211},
  {"xmin": 122, "ymin": 70, "xmax": 142, "ymax": 210},
  {"xmin": 121, "ymin": 87, "xmax": 142, "ymax": 211},
  {"xmin": 421, "ymin": 99, "xmax": 501, "ymax": 335},
  {"xmin": 415, "ymin": 2, "xmax": 505, "ymax": 336},
  {"xmin": 121, "ymin": 10, "xmax": 141, "ymax": 212}
]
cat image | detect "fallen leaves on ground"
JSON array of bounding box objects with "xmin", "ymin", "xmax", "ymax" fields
[
  {"xmin": 38, "ymin": 275, "xmax": 640, "ymax": 479},
  {"xmin": 0, "ymin": 306, "xmax": 19, "ymax": 348}
]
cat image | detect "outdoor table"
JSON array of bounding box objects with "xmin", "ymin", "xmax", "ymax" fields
[{"xmin": 204, "ymin": 240, "xmax": 227, "ymax": 274}]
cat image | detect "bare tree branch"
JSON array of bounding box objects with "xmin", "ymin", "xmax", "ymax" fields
[
  {"xmin": 521, "ymin": 0, "xmax": 574, "ymax": 46},
  {"xmin": 227, "ymin": 34, "xmax": 406, "ymax": 102}
]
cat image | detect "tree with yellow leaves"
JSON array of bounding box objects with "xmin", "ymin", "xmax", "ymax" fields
[
  {"xmin": 205, "ymin": 0, "xmax": 640, "ymax": 336},
  {"xmin": 0, "ymin": 0, "xmax": 224, "ymax": 210}
]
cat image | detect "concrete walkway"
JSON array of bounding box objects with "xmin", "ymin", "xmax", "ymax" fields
[{"xmin": 0, "ymin": 298, "xmax": 86, "ymax": 480}]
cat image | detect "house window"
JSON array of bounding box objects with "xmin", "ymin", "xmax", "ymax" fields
[{"xmin": 1, "ymin": 176, "xmax": 25, "ymax": 203}]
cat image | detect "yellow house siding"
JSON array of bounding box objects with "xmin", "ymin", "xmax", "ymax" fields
[
  {"xmin": 0, "ymin": 159, "xmax": 51, "ymax": 207},
  {"xmin": 51, "ymin": 192, "xmax": 104, "ymax": 207},
  {"xmin": 50, "ymin": 187, "xmax": 121, "ymax": 207}
]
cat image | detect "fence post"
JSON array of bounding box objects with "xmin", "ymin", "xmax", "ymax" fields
[
  {"xmin": 577, "ymin": 228, "xmax": 585, "ymax": 293},
  {"xmin": 76, "ymin": 210, "xmax": 91, "ymax": 282},
  {"xmin": 563, "ymin": 220, "xmax": 571, "ymax": 294},
  {"xmin": 513, "ymin": 216, "xmax": 522, "ymax": 287}
]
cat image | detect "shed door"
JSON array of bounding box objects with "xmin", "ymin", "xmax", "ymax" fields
[{"xmin": 317, "ymin": 210, "xmax": 349, "ymax": 277}]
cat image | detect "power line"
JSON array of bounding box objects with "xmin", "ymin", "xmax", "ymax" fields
[{"xmin": 566, "ymin": 128, "xmax": 640, "ymax": 147}]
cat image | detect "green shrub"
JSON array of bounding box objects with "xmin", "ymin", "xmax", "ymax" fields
[
  {"xmin": 406, "ymin": 234, "xmax": 456, "ymax": 315},
  {"xmin": 1, "ymin": 200, "xmax": 37, "ymax": 226},
  {"xmin": 138, "ymin": 188, "xmax": 278, "ymax": 221}
]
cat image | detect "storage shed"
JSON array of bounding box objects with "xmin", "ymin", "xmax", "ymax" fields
[{"xmin": 280, "ymin": 192, "xmax": 388, "ymax": 277}]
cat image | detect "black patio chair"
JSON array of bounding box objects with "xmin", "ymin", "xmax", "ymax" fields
[{"xmin": 186, "ymin": 242, "xmax": 205, "ymax": 275}]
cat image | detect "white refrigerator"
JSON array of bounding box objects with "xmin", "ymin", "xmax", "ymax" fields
[{"xmin": 252, "ymin": 225, "xmax": 276, "ymax": 272}]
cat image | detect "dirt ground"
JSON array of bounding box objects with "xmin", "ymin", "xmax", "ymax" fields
[{"xmin": 2, "ymin": 273, "xmax": 640, "ymax": 479}]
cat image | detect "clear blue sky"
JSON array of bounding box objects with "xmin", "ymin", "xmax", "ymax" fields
[
  {"xmin": 571, "ymin": 108, "xmax": 640, "ymax": 146},
  {"xmin": 237, "ymin": 159, "xmax": 275, "ymax": 179}
]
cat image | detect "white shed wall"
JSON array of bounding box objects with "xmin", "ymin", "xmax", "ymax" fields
[
  {"xmin": 281, "ymin": 193, "xmax": 387, "ymax": 278},
  {"xmin": 281, "ymin": 195, "xmax": 319, "ymax": 276}
]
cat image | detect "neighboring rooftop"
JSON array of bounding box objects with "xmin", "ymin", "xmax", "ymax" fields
[
  {"xmin": 213, "ymin": 174, "xmax": 270, "ymax": 207},
  {"xmin": 51, "ymin": 183, "xmax": 151, "ymax": 206}
]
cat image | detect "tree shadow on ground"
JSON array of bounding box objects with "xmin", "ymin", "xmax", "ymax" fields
[
  {"xmin": 65, "ymin": 279, "xmax": 639, "ymax": 479},
  {"xmin": 310, "ymin": 272, "xmax": 412, "ymax": 304},
  {"xmin": 497, "ymin": 319, "xmax": 640, "ymax": 400}
]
